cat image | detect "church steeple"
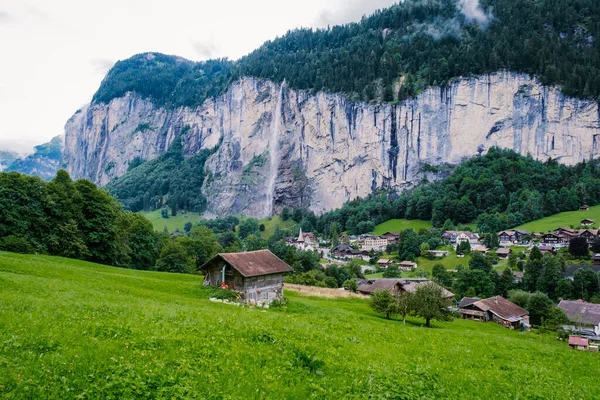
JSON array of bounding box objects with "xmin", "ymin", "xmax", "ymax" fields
[{"xmin": 298, "ymin": 227, "xmax": 304, "ymax": 242}]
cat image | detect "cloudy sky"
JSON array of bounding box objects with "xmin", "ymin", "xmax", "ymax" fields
[{"xmin": 0, "ymin": 0, "xmax": 397, "ymax": 154}]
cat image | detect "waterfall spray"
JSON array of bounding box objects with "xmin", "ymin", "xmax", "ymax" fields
[{"xmin": 264, "ymin": 81, "xmax": 284, "ymax": 217}]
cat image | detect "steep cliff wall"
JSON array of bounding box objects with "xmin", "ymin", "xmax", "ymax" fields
[{"xmin": 64, "ymin": 72, "xmax": 600, "ymax": 217}]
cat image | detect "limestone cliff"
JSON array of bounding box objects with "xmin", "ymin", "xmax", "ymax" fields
[{"xmin": 63, "ymin": 71, "xmax": 600, "ymax": 217}]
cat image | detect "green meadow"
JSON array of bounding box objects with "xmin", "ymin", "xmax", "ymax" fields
[
  {"xmin": 515, "ymin": 205, "xmax": 600, "ymax": 233},
  {"xmin": 141, "ymin": 209, "xmax": 204, "ymax": 232},
  {"xmin": 257, "ymin": 215, "xmax": 298, "ymax": 239},
  {"xmin": 372, "ymin": 219, "xmax": 433, "ymax": 234},
  {"xmin": 1, "ymin": 251, "xmax": 598, "ymax": 399}
]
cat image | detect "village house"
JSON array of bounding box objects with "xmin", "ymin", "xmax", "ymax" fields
[
  {"xmin": 199, "ymin": 250, "xmax": 293, "ymax": 304},
  {"xmin": 398, "ymin": 261, "xmax": 417, "ymax": 271},
  {"xmin": 544, "ymin": 227, "xmax": 600, "ymax": 246},
  {"xmin": 428, "ymin": 250, "xmax": 450, "ymax": 257},
  {"xmin": 579, "ymin": 229, "xmax": 599, "ymax": 245},
  {"xmin": 358, "ymin": 278, "xmax": 454, "ymax": 298},
  {"xmin": 558, "ymin": 300, "xmax": 600, "ymax": 336},
  {"xmin": 496, "ymin": 248, "xmax": 512, "ymax": 259},
  {"xmin": 580, "ymin": 205, "xmax": 590, "ymax": 211},
  {"xmin": 377, "ymin": 258, "xmax": 394, "ymax": 267},
  {"xmin": 569, "ymin": 336, "xmax": 589, "ymax": 351},
  {"xmin": 332, "ymin": 244, "xmax": 369, "ymax": 260},
  {"xmin": 537, "ymin": 245, "xmax": 556, "ymax": 254},
  {"xmin": 498, "ymin": 230, "xmax": 530, "ymax": 244},
  {"xmin": 380, "ymin": 232, "xmax": 400, "ymax": 244},
  {"xmin": 442, "ymin": 231, "xmax": 480, "ymax": 246},
  {"xmin": 594, "ymin": 254, "xmax": 600, "ymax": 265},
  {"xmin": 472, "ymin": 245, "xmax": 489, "ymax": 254},
  {"xmin": 361, "ymin": 235, "xmax": 388, "ymax": 252},
  {"xmin": 581, "ymin": 218, "xmax": 595, "ymax": 227},
  {"xmin": 458, "ymin": 296, "xmax": 530, "ymax": 329},
  {"xmin": 541, "ymin": 232, "xmax": 567, "ymax": 245}
]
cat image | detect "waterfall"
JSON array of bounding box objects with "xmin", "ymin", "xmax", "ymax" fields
[{"xmin": 264, "ymin": 81, "xmax": 284, "ymax": 217}]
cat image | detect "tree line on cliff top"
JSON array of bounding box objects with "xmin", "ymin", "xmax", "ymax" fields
[{"xmin": 93, "ymin": 0, "xmax": 600, "ymax": 109}]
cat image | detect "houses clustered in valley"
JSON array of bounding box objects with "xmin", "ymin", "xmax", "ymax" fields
[{"xmin": 199, "ymin": 209, "xmax": 600, "ymax": 351}]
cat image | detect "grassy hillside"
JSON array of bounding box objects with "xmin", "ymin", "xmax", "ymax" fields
[
  {"xmin": 141, "ymin": 209, "xmax": 204, "ymax": 232},
  {"xmin": 257, "ymin": 215, "xmax": 298, "ymax": 239},
  {"xmin": 515, "ymin": 205, "xmax": 600, "ymax": 233},
  {"xmin": 1, "ymin": 252, "xmax": 598, "ymax": 398},
  {"xmin": 372, "ymin": 219, "xmax": 432, "ymax": 234}
]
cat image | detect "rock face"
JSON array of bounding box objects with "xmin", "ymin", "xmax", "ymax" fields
[{"xmin": 64, "ymin": 71, "xmax": 600, "ymax": 217}]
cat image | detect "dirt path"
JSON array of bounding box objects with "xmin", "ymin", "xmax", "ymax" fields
[{"xmin": 284, "ymin": 283, "xmax": 368, "ymax": 299}]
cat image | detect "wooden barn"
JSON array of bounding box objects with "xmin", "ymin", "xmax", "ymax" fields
[{"xmin": 199, "ymin": 250, "xmax": 293, "ymax": 304}]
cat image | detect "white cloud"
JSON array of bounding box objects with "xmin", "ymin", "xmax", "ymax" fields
[
  {"xmin": 0, "ymin": 0, "xmax": 399, "ymax": 152},
  {"xmin": 90, "ymin": 58, "xmax": 115, "ymax": 74},
  {"xmin": 313, "ymin": 0, "xmax": 398, "ymax": 27},
  {"xmin": 191, "ymin": 39, "xmax": 220, "ymax": 60},
  {"xmin": 0, "ymin": 11, "xmax": 12, "ymax": 23},
  {"xmin": 459, "ymin": 0, "xmax": 492, "ymax": 27}
]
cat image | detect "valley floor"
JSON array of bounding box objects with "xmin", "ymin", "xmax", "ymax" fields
[{"xmin": 0, "ymin": 251, "xmax": 598, "ymax": 399}]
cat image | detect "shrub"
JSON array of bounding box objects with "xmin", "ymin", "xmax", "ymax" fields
[{"xmin": 0, "ymin": 236, "xmax": 34, "ymax": 254}]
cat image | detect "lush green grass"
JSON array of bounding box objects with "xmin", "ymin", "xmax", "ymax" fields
[
  {"xmin": 141, "ymin": 209, "xmax": 204, "ymax": 232},
  {"xmin": 372, "ymin": 219, "xmax": 433, "ymax": 234},
  {"xmin": 515, "ymin": 205, "xmax": 600, "ymax": 233},
  {"xmin": 416, "ymin": 253, "xmax": 471, "ymax": 272},
  {"xmin": 372, "ymin": 219, "xmax": 477, "ymax": 235},
  {"xmin": 1, "ymin": 252, "xmax": 598, "ymax": 399},
  {"xmin": 257, "ymin": 215, "xmax": 298, "ymax": 239}
]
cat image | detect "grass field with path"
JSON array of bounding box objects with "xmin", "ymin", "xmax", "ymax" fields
[
  {"xmin": 1, "ymin": 251, "xmax": 598, "ymax": 398},
  {"xmin": 514, "ymin": 205, "xmax": 600, "ymax": 233}
]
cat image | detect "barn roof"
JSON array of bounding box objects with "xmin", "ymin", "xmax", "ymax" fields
[
  {"xmin": 400, "ymin": 280, "xmax": 455, "ymax": 298},
  {"xmin": 474, "ymin": 296, "xmax": 528, "ymax": 319},
  {"xmin": 357, "ymin": 279, "xmax": 400, "ymax": 294},
  {"xmin": 458, "ymin": 297, "xmax": 480, "ymax": 308},
  {"xmin": 200, "ymin": 250, "xmax": 293, "ymax": 278}
]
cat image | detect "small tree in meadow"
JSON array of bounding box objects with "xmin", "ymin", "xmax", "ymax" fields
[
  {"xmin": 370, "ymin": 289, "xmax": 398, "ymax": 319},
  {"xmin": 411, "ymin": 283, "xmax": 453, "ymax": 328},
  {"xmin": 395, "ymin": 291, "xmax": 413, "ymax": 325}
]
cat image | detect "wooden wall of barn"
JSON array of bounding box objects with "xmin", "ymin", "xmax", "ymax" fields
[{"xmin": 243, "ymin": 274, "xmax": 284, "ymax": 304}]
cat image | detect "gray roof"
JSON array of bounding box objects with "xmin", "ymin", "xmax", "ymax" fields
[
  {"xmin": 558, "ymin": 300, "xmax": 600, "ymax": 326},
  {"xmin": 358, "ymin": 278, "xmax": 455, "ymax": 298},
  {"xmin": 458, "ymin": 297, "xmax": 480, "ymax": 308},
  {"xmin": 400, "ymin": 280, "xmax": 455, "ymax": 299},
  {"xmin": 357, "ymin": 279, "xmax": 400, "ymax": 294},
  {"xmin": 564, "ymin": 265, "xmax": 600, "ymax": 278}
]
